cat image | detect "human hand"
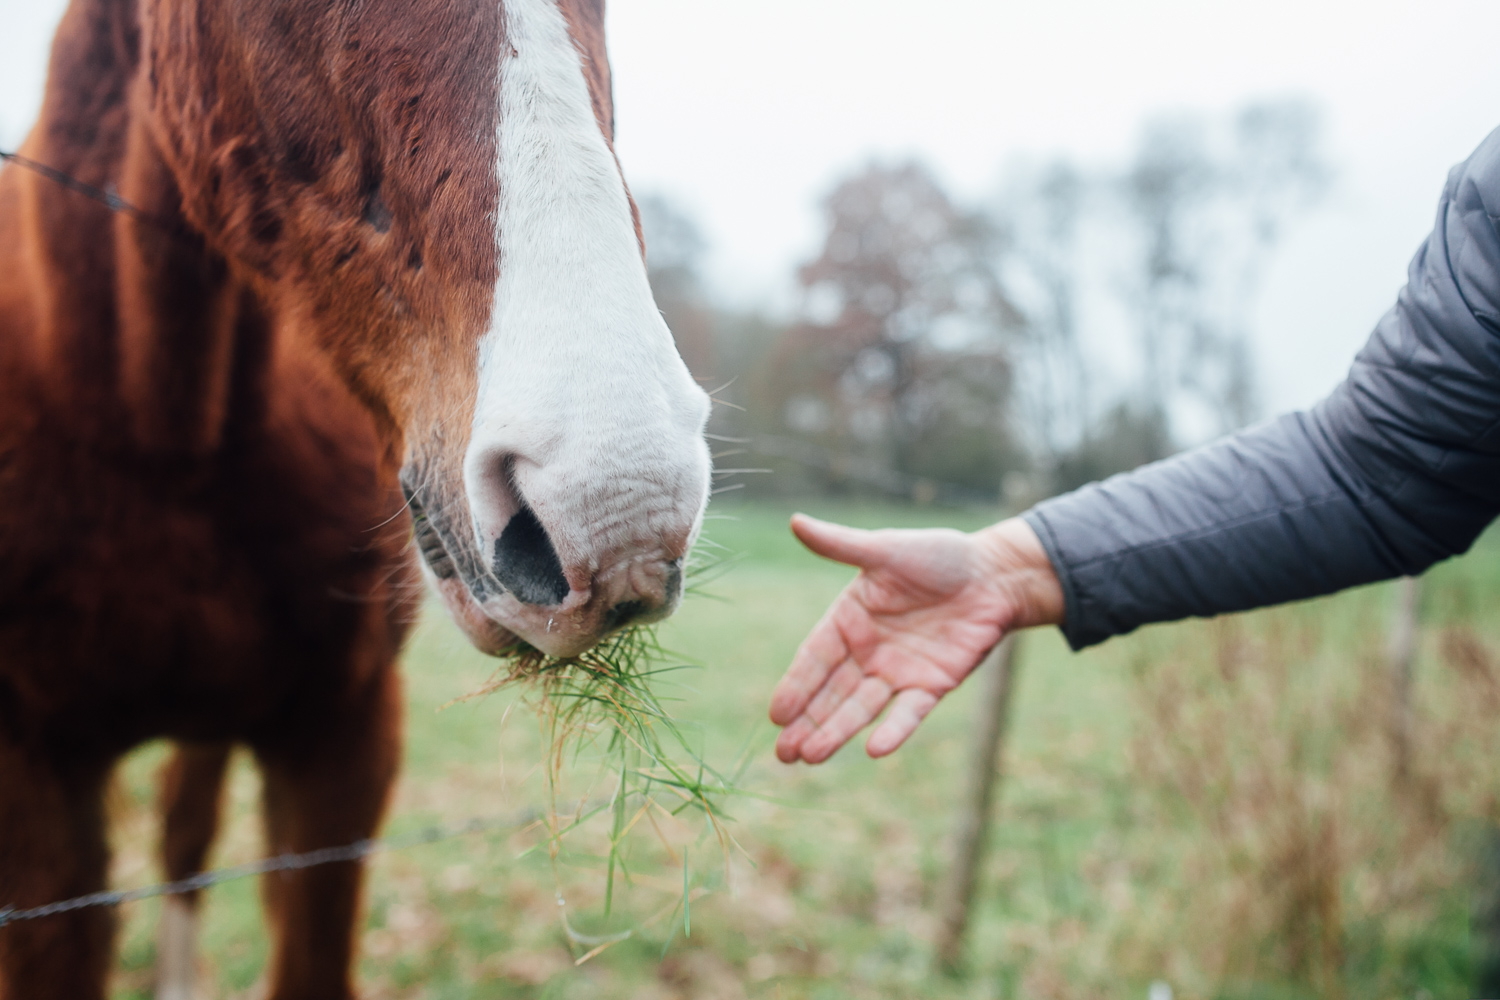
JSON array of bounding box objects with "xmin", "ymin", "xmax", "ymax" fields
[{"xmin": 768, "ymin": 514, "xmax": 1064, "ymax": 764}]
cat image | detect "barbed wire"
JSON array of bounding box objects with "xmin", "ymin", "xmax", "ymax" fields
[
  {"xmin": 0, "ymin": 150, "xmax": 536, "ymax": 932},
  {"xmin": 0, "ymin": 146, "xmax": 699, "ymax": 943},
  {"xmin": 0, "ymin": 808, "xmax": 541, "ymax": 930},
  {"xmin": 1, "ymin": 148, "xmax": 168, "ymax": 231}
]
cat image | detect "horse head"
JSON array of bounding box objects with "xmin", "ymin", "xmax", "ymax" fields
[{"xmin": 139, "ymin": 0, "xmax": 711, "ymax": 657}]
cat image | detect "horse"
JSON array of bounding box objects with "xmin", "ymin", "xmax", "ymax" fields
[{"xmin": 0, "ymin": 0, "xmax": 712, "ymax": 996}]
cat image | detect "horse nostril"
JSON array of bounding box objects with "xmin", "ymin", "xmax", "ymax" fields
[
  {"xmin": 492, "ymin": 506, "xmax": 569, "ymax": 606},
  {"xmin": 604, "ymin": 600, "xmax": 648, "ymax": 632}
]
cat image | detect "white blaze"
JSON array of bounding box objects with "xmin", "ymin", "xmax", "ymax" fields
[{"xmin": 465, "ymin": 0, "xmax": 710, "ymax": 593}]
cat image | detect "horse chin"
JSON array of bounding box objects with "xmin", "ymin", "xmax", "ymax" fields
[
  {"xmin": 422, "ymin": 559, "xmax": 600, "ymax": 658},
  {"xmin": 424, "ymin": 569, "xmax": 520, "ymax": 656},
  {"xmin": 473, "ymin": 590, "xmax": 604, "ymax": 660}
]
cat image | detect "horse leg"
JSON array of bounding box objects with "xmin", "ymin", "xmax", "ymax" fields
[
  {"xmin": 253, "ymin": 664, "xmax": 401, "ymax": 1000},
  {"xmin": 155, "ymin": 741, "xmax": 232, "ymax": 1000},
  {"xmin": 0, "ymin": 742, "xmax": 114, "ymax": 1000}
]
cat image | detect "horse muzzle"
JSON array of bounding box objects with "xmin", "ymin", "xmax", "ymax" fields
[{"xmin": 405, "ymin": 411, "xmax": 709, "ymax": 657}]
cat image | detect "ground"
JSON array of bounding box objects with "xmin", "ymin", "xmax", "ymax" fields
[{"xmin": 99, "ymin": 499, "xmax": 1500, "ymax": 1000}]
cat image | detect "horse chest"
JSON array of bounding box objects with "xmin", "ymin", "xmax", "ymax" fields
[{"xmin": 0, "ymin": 416, "xmax": 414, "ymax": 749}]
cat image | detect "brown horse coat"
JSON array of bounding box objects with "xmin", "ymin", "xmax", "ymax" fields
[
  {"xmin": 0, "ymin": 0, "xmax": 708, "ymax": 996},
  {"xmin": 0, "ymin": 1, "xmax": 427, "ymax": 995}
]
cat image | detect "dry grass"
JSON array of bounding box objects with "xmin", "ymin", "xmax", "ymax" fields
[
  {"xmin": 444, "ymin": 538, "xmax": 748, "ymax": 947},
  {"xmin": 1103, "ymin": 609, "xmax": 1500, "ymax": 999},
  {"xmin": 97, "ymin": 505, "xmax": 1500, "ymax": 999}
]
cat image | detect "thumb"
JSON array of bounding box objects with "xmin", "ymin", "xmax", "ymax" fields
[{"xmin": 790, "ymin": 513, "xmax": 891, "ymax": 570}]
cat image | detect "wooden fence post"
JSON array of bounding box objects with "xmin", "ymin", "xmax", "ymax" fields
[
  {"xmin": 934, "ymin": 634, "xmax": 1022, "ymax": 973},
  {"xmin": 1388, "ymin": 576, "xmax": 1420, "ymax": 784}
]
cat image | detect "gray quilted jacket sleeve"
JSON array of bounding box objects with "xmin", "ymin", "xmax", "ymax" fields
[{"xmin": 1022, "ymin": 126, "xmax": 1500, "ymax": 651}]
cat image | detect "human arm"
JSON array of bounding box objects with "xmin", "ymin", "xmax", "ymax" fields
[
  {"xmin": 1028, "ymin": 125, "xmax": 1500, "ymax": 649},
  {"xmin": 770, "ymin": 126, "xmax": 1500, "ymax": 764}
]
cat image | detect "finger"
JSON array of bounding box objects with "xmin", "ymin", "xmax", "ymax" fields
[
  {"xmin": 775, "ymin": 715, "xmax": 817, "ymax": 763},
  {"xmin": 769, "ymin": 612, "xmax": 851, "ymax": 725},
  {"xmin": 790, "ymin": 514, "xmax": 892, "ymax": 571},
  {"xmin": 865, "ymin": 688, "xmax": 940, "ymax": 758},
  {"xmin": 774, "ymin": 660, "xmax": 862, "ymax": 762},
  {"xmin": 800, "ymin": 660, "xmax": 863, "ymax": 723},
  {"xmin": 798, "ymin": 675, "xmax": 894, "ymax": 764}
]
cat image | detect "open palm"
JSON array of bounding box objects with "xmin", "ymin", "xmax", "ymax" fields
[{"xmin": 769, "ymin": 513, "xmax": 1059, "ymax": 764}]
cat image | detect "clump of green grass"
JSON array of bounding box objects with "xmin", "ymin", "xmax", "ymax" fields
[{"xmin": 449, "ymin": 540, "xmax": 747, "ymax": 947}]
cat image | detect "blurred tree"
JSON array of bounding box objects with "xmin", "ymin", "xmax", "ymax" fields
[
  {"xmin": 1210, "ymin": 98, "xmax": 1329, "ymax": 423},
  {"xmin": 1049, "ymin": 402, "xmax": 1173, "ymax": 495},
  {"xmin": 1233, "ymin": 100, "xmax": 1330, "ymax": 252},
  {"xmin": 1119, "ymin": 99, "xmax": 1328, "ymax": 452},
  {"xmin": 1119, "ymin": 113, "xmax": 1222, "ymax": 456},
  {"xmin": 639, "ymin": 192, "xmax": 716, "ymax": 379},
  {"xmin": 638, "ymin": 193, "xmax": 791, "ymax": 498},
  {"xmin": 772, "ymin": 161, "xmax": 1025, "ymax": 496},
  {"xmin": 996, "ymin": 159, "xmax": 1092, "ymax": 498},
  {"xmin": 640, "ymin": 103, "xmax": 1329, "ymax": 505}
]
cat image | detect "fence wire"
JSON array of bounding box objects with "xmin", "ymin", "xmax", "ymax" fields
[
  {"xmin": 0, "ymin": 148, "xmax": 186, "ymax": 235},
  {"xmin": 0, "ymin": 148, "xmax": 547, "ymax": 934},
  {"xmin": 0, "ymin": 148, "xmax": 685, "ymax": 943},
  {"xmin": 0, "ymin": 809, "xmax": 540, "ymax": 930}
]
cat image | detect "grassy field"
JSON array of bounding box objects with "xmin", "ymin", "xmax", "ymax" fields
[{"xmin": 101, "ymin": 498, "xmax": 1500, "ymax": 1000}]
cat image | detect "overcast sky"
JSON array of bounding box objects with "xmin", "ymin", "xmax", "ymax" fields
[
  {"xmin": 6, "ymin": 1, "xmax": 1500, "ymax": 414},
  {"xmin": 606, "ymin": 0, "xmax": 1500, "ymax": 414}
]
